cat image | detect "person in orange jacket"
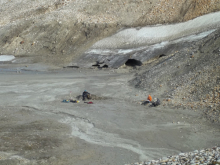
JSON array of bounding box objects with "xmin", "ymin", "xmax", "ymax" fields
[
  {"xmin": 147, "ymin": 95, "xmax": 152, "ymax": 102},
  {"xmin": 142, "ymin": 94, "xmax": 152, "ymax": 105}
]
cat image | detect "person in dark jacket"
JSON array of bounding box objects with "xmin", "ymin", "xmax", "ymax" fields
[
  {"xmin": 151, "ymin": 98, "xmax": 160, "ymax": 107},
  {"xmin": 82, "ymin": 90, "xmax": 90, "ymax": 101}
]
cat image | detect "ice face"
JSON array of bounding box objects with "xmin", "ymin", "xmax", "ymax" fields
[
  {"xmin": 85, "ymin": 29, "xmax": 216, "ymax": 57},
  {"xmin": 91, "ymin": 12, "xmax": 220, "ymax": 49}
]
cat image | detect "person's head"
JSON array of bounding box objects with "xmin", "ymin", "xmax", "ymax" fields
[{"xmin": 84, "ymin": 90, "xmax": 87, "ymax": 92}]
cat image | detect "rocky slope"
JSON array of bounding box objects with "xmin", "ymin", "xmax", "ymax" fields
[
  {"xmin": 0, "ymin": 0, "xmax": 220, "ymax": 66},
  {"xmin": 130, "ymin": 147, "xmax": 220, "ymax": 165},
  {"xmin": 130, "ymin": 28, "xmax": 220, "ymax": 123}
]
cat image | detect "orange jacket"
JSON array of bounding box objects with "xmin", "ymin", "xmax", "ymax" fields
[{"xmin": 148, "ymin": 95, "xmax": 152, "ymax": 102}]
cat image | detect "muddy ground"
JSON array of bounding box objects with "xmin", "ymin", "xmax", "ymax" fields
[{"xmin": 0, "ymin": 61, "xmax": 219, "ymax": 165}]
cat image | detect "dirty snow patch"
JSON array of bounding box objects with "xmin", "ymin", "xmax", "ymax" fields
[
  {"xmin": 92, "ymin": 11, "xmax": 220, "ymax": 49},
  {"xmin": 0, "ymin": 55, "xmax": 15, "ymax": 61}
]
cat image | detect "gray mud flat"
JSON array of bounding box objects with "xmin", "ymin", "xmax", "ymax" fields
[{"xmin": 0, "ymin": 66, "xmax": 219, "ymax": 165}]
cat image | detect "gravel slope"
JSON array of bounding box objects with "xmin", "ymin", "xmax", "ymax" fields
[{"xmin": 130, "ymin": 29, "xmax": 220, "ymax": 123}]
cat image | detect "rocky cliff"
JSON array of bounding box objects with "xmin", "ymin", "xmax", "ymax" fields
[{"xmin": 0, "ymin": 0, "xmax": 220, "ymax": 66}]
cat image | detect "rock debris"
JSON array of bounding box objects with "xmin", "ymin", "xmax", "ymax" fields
[{"xmin": 128, "ymin": 147, "xmax": 220, "ymax": 165}]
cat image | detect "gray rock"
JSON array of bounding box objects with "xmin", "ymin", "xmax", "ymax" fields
[{"xmin": 179, "ymin": 153, "xmax": 185, "ymax": 156}]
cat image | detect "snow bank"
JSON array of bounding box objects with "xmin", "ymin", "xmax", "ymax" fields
[
  {"xmin": 92, "ymin": 12, "xmax": 220, "ymax": 49},
  {"xmin": 86, "ymin": 29, "xmax": 216, "ymax": 56},
  {"xmin": 0, "ymin": 55, "xmax": 15, "ymax": 61}
]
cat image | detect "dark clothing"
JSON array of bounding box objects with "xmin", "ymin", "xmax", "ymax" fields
[
  {"xmin": 151, "ymin": 98, "xmax": 160, "ymax": 107},
  {"xmin": 82, "ymin": 91, "xmax": 90, "ymax": 101},
  {"xmin": 142, "ymin": 100, "xmax": 151, "ymax": 105}
]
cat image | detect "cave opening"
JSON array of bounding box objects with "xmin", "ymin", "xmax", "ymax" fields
[
  {"xmin": 159, "ymin": 54, "xmax": 166, "ymax": 58},
  {"xmin": 102, "ymin": 65, "xmax": 108, "ymax": 68},
  {"xmin": 125, "ymin": 59, "xmax": 142, "ymax": 67}
]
